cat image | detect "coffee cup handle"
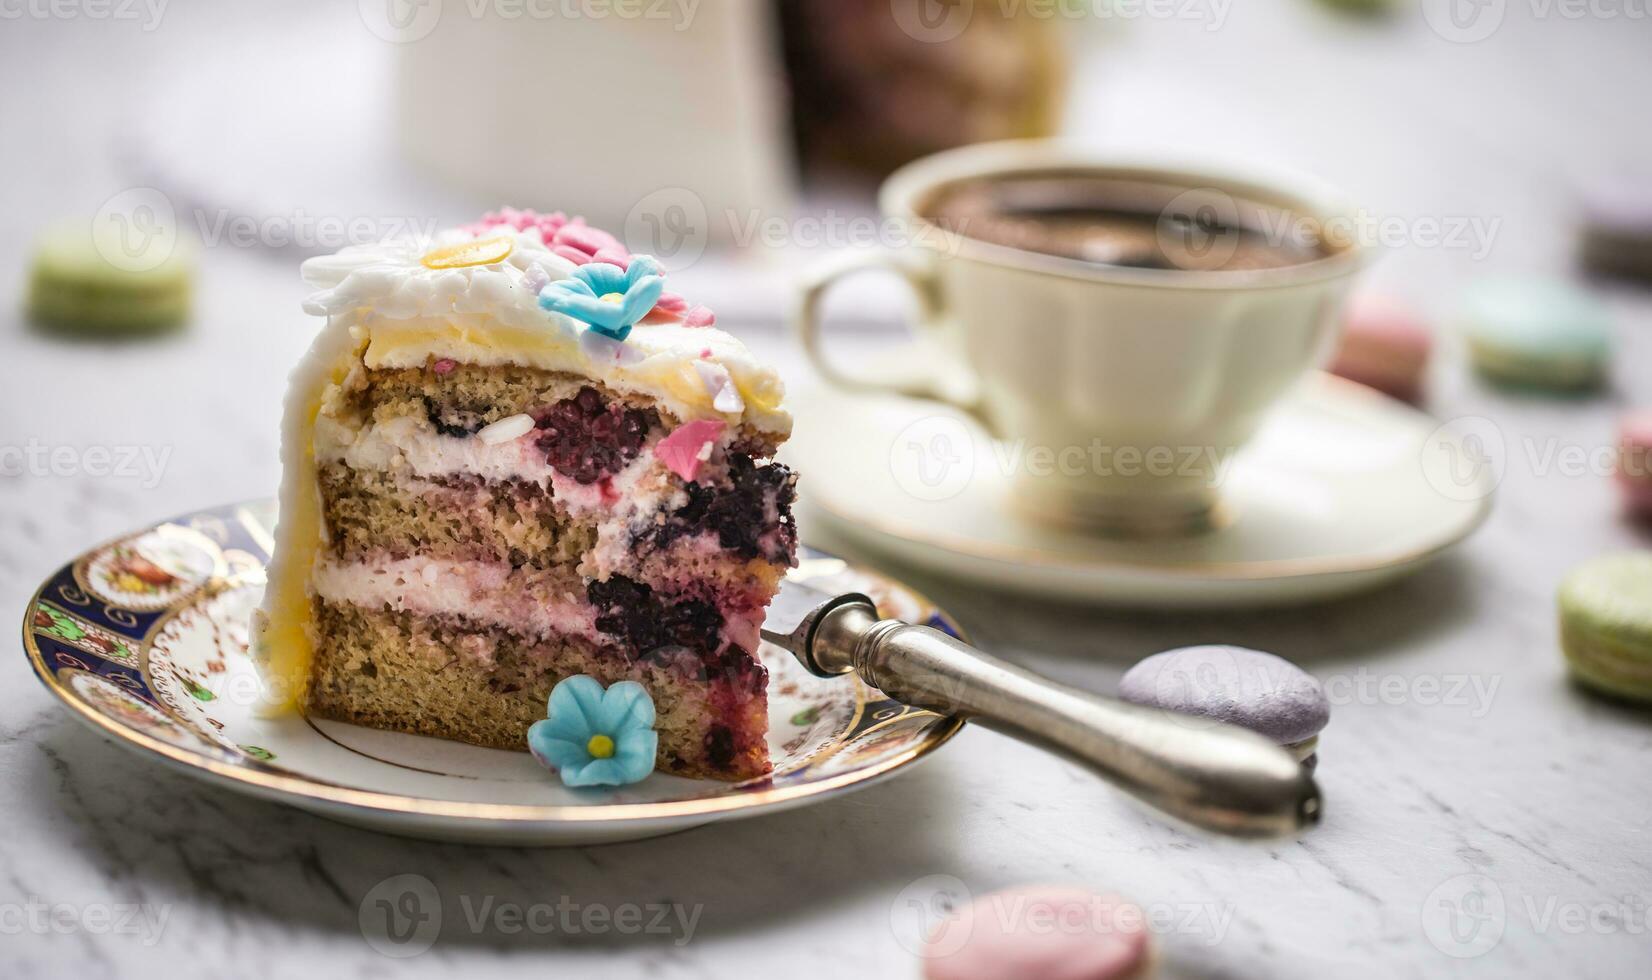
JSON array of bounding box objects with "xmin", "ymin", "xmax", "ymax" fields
[{"xmin": 794, "ymin": 249, "xmax": 980, "ymax": 413}]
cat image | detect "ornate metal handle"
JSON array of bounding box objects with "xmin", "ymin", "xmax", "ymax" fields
[{"xmin": 811, "ymin": 601, "xmax": 1321, "ymax": 837}]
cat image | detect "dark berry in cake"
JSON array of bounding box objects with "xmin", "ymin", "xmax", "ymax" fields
[
  {"xmin": 587, "ymin": 575, "xmax": 726, "ymax": 658},
  {"xmin": 704, "ymin": 725, "xmax": 736, "ymax": 770},
  {"xmin": 424, "ymin": 396, "xmax": 488, "ymax": 438},
  {"xmin": 656, "ymin": 454, "xmax": 798, "ymax": 561},
  {"xmin": 534, "ymin": 387, "xmax": 658, "ymax": 484}
]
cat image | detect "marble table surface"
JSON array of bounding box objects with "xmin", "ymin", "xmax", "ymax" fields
[{"xmin": 3, "ymin": 3, "xmax": 1651, "ymax": 978}]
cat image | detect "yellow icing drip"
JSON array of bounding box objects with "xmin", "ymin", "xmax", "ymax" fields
[
  {"xmin": 420, "ymin": 236, "xmax": 514, "ymax": 269},
  {"xmin": 255, "ymin": 333, "xmax": 365, "ymax": 715}
]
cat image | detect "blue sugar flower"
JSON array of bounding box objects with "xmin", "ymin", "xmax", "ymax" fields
[
  {"xmin": 537, "ymin": 256, "xmax": 665, "ymax": 342},
  {"xmin": 527, "ymin": 676, "xmax": 658, "ymax": 788}
]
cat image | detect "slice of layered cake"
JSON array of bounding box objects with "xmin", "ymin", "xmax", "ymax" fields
[{"xmin": 253, "ymin": 210, "xmax": 796, "ymax": 781}]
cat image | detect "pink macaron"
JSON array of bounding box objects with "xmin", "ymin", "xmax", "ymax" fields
[
  {"xmin": 1327, "ymin": 295, "xmax": 1432, "ymax": 402},
  {"xmin": 922, "ymin": 885, "xmax": 1151, "ymax": 980},
  {"xmin": 1616, "ymin": 410, "xmax": 1652, "ymax": 518}
]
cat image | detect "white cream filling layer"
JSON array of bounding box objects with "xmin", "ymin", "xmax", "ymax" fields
[
  {"xmin": 314, "ymin": 413, "xmax": 689, "ymax": 520},
  {"xmin": 318, "ymin": 414, "xmax": 554, "ymax": 485},
  {"xmin": 311, "ymin": 555, "xmax": 603, "ymax": 644}
]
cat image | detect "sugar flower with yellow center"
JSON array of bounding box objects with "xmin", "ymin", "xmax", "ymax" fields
[
  {"xmin": 537, "ymin": 255, "xmax": 665, "ymax": 342},
  {"xmin": 527, "ymin": 675, "xmax": 658, "ymax": 787}
]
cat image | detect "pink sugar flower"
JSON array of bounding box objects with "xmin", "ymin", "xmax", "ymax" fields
[
  {"xmin": 552, "ymin": 220, "xmax": 631, "ymax": 269},
  {"xmin": 639, "ymin": 292, "xmax": 718, "ymax": 328},
  {"xmin": 469, "ymin": 209, "xmax": 718, "ymax": 327},
  {"xmin": 466, "ymin": 208, "xmax": 571, "ymax": 246}
]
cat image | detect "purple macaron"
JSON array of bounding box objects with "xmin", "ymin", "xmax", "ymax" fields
[{"xmin": 1119, "ymin": 645, "xmax": 1330, "ymax": 765}]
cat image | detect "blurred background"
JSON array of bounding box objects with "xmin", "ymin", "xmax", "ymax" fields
[
  {"xmin": 5, "ymin": 0, "xmax": 1650, "ymax": 568},
  {"xmin": 5, "ymin": 3, "xmax": 1652, "ymax": 976},
  {"xmin": 6, "ymin": 2, "xmax": 1651, "ymax": 418}
]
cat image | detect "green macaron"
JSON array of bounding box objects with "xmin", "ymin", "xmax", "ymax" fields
[
  {"xmin": 1457, "ymin": 279, "xmax": 1611, "ymax": 392},
  {"xmin": 1312, "ymin": 0, "xmax": 1399, "ymax": 16},
  {"xmin": 25, "ymin": 222, "xmax": 193, "ymax": 337},
  {"xmin": 1559, "ymin": 552, "xmax": 1652, "ymax": 705}
]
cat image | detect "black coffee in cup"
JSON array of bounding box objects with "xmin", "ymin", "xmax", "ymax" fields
[{"xmin": 921, "ymin": 173, "xmax": 1331, "ymax": 273}]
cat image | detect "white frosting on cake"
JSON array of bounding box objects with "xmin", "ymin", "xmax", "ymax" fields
[
  {"xmin": 251, "ymin": 217, "xmax": 790, "ymax": 713},
  {"xmin": 311, "ymin": 556, "xmax": 603, "ymax": 645},
  {"xmin": 297, "ymin": 228, "xmax": 790, "ymax": 436}
]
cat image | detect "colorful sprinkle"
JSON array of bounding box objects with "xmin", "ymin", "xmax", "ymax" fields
[
  {"xmin": 655, "ymin": 419, "xmax": 726, "ymax": 481},
  {"xmin": 476, "ymin": 413, "xmax": 536, "ymax": 446},
  {"xmin": 693, "ymin": 361, "xmax": 744, "ymax": 413}
]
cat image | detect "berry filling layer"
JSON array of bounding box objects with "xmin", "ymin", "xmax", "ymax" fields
[{"xmin": 304, "ymin": 359, "xmax": 794, "ymax": 781}]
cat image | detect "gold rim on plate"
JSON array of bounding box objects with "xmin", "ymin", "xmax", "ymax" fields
[{"xmin": 23, "ymin": 504, "xmax": 965, "ymax": 825}]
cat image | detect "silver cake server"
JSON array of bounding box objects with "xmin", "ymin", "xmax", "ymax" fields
[{"xmin": 762, "ymin": 580, "xmax": 1321, "ymax": 837}]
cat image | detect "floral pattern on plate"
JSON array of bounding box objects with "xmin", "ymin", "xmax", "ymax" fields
[
  {"xmin": 82, "ymin": 524, "xmax": 222, "ymax": 612},
  {"xmin": 30, "ymin": 602, "xmax": 138, "ymax": 665},
  {"xmin": 21, "ymin": 501, "xmax": 964, "ymax": 845}
]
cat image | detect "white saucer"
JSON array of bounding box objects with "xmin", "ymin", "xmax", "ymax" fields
[{"xmin": 784, "ymin": 374, "xmax": 1493, "ymax": 608}]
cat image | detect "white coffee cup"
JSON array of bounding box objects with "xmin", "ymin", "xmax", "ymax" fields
[{"xmin": 795, "ymin": 140, "xmax": 1365, "ymax": 535}]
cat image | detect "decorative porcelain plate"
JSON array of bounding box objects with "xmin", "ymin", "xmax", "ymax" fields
[
  {"xmin": 786, "ymin": 374, "xmax": 1494, "ymax": 608},
  {"xmin": 23, "ymin": 501, "xmax": 963, "ymax": 845}
]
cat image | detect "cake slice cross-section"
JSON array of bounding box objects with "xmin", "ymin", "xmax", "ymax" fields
[{"xmin": 253, "ymin": 210, "xmax": 796, "ymax": 781}]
